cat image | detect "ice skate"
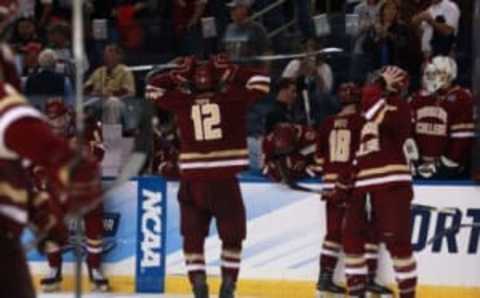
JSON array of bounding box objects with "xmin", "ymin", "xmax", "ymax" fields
[
  {"xmin": 88, "ymin": 267, "xmax": 110, "ymax": 292},
  {"xmin": 40, "ymin": 267, "xmax": 62, "ymax": 292},
  {"xmin": 219, "ymin": 276, "xmax": 236, "ymax": 298},
  {"xmin": 191, "ymin": 275, "xmax": 209, "ymax": 298},
  {"xmin": 316, "ymin": 273, "xmax": 347, "ymax": 297},
  {"xmin": 366, "ymin": 278, "xmax": 393, "ymax": 297}
]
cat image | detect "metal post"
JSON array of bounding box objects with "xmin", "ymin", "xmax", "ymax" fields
[{"xmin": 472, "ymin": 0, "xmax": 480, "ymax": 176}]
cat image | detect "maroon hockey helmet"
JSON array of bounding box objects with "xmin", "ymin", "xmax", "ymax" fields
[
  {"xmin": 45, "ymin": 98, "xmax": 70, "ymax": 135},
  {"xmin": 193, "ymin": 61, "xmax": 215, "ymax": 92},
  {"xmin": 271, "ymin": 123, "xmax": 299, "ymax": 155},
  {"xmin": 337, "ymin": 82, "xmax": 360, "ymax": 105}
]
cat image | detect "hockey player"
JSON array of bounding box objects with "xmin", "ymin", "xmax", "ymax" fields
[
  {"xmin": 336, "ymin": 66, "xmax": 417, "ymax": 298},
  {"xmin": 146, "ymin": 54, "xmax": 270, "ymax": 298},
  {"xmin": 35, "ymin": 98, "xmax": 109, "ymax": 292},
  {"xmin": 261, "ymin": 122, "xmax": 318, "ymax": 183},
  {"xmin": 0, "ymin": 2, "xmax": 102, "ymax": 298},
  {"xmin": 151, "ymin": 116, "xmax": 180, "ymax": 179},
  {"xmin": 410, "ymin": 56, "xmax": 474, "ymax": 178},
  {"xmin": 315, "ymin": 82, "xmax": 392, "ymax": 297}
]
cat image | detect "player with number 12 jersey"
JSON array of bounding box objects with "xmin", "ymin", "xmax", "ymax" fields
[{"xmin": 146, "ymin": 55, "xmax": 270, "ymax": 298}]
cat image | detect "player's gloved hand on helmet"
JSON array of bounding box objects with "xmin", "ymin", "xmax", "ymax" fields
[
  {"xmin": 211, "ymin": 53, "xmax": 237, "ymax": 84},
  {"xmin": 170, "ymin": 56, "xmax": 196, "ymax": 89}
]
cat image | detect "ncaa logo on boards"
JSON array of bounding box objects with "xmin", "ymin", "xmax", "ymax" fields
[{"xmin": 140, "ymin": 189, "xmax": 163, "ymax": 268}]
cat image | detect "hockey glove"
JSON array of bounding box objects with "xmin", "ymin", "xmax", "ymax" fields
[{"xmin": 170, "ymin": 56, "xmax": 196, "ymax": 91}]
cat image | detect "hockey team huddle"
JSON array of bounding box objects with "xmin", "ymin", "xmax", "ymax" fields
[
  {"xmin": 148, "ymin": 53, "xmax": 473, "ymax": 298},
  {"xmin": 0, "ymin": 3, "xmax": 473, "ymax": 298}
]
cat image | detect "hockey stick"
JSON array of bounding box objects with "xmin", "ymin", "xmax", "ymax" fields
[
  {"xmin": 302, "ymin": 90, "xmax": 313, "ymax": 126},
  {"xmin": 411, "ymin": 204, "xmax": 460, "ymax": 215},
  {"xmin": 427, "ymin": 223, "xmax": 480, "ymax": 245},
  {"xmin": 274, "ymin": 159, "xmax": 322, "ymax": 194},
  {"xmin": 72, "ymin": 0, "xmax": 86, "ymax": 295},
  {"xmin": 127, "ymin": 48, "xmax": 345, "ymax": 72}
]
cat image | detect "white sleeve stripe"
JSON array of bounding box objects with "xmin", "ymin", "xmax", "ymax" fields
[
  {"xmin": 450, "ymin": 132, "xmax": 475, "ymax": 138},
  {"xmin": 364, "ymin": 98, "xmax": 386, "ymax": 120},
  {"xmin": 0, "ymin": 106, "xmax": 43, "ymax": 159},
  {"xmin": 247, "ymin": 75, "xmax": 270, "ymax": 84}
]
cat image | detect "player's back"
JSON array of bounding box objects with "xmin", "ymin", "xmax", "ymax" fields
[
  {"xmin": 316, "ymin": 106, "xmax": 364, "ymax": 190},
  {"xmin": 174, "ymin": 87, "xmax": 252, "ymax": 180}
]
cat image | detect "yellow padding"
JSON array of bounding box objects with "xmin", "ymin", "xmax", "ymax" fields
[{"xmin": 33, "ymin": 274, "xmax": 480, "ymax": 298}]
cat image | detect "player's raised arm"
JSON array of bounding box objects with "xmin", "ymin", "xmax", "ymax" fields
[
  {"xmin": 145, "ymin": 56, "xmax": 197, "ymax": 110},
  {"xmin": 211, "ymin": 53, "xmax": 271, "ymax": 104}
]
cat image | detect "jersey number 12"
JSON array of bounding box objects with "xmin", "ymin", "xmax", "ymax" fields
[{"xmin": 191, "ymin": 103, "xmax": 223, "ymax": 141}]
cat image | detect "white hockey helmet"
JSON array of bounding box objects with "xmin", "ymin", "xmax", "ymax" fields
[{"xmin": 422, "ymin": 56, "xmax": 457, "ymax": 94}]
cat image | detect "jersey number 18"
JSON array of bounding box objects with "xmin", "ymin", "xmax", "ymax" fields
[
  {"xmin": 191, "ymin": 103, "xmax": 223, "ymax": 141},
  {"xmin": 329, "ymin": 129, "xmax": 351, "ymax": 162}
]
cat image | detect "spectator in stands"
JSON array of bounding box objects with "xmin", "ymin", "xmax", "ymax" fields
[
  {"xmin": 17, "ymin": 0, "xmax": 53, "ymax": 28},
  {"xmin": 412, "ymin": 0, "xmax": 460, "ymax": 58},
  {"xmin": 46, "ymin": 22, "xmax": 90, "ymax": 78},
  {"xmin": 372, "ymin": 1, "xmax": 422, "ymax": 79},
  {"xmin": 350, "ymin": 0, "xmax": 381, "ymax": 82},
  {"xmin": 18, "ymin": 41, "xmax": 42, "ymax": 78},
  {"xmin": 223, "ymin": 0, "xmax": 270, "ymax": 60},
  {"xmin": 84, "ymin": 44, "xmax": 135, "ymax": 124},
  {"xmin": 295, "ymin": 0, "xmax": 316, "ymax": 41},
  {"xmin": 24, "ymin": 48, "xmax": 73, "ymax": 107},
  {"xmin": 172, "ymin": 0, "xmax": 207, "ymax": 57},
  {"xmin": 282, "ymin": 39, "xmax": 338, "ymax": 126},
  {"xmin": 9, "ymin": 17, "xmax": 41, "ymax": 53},
  {"xmin": 115, "ymin": 0, "xmax": 147, "ymax": 50},
  {"xmin": 265, "ymin": 78, "xmax": 300, "ymax": 134}
]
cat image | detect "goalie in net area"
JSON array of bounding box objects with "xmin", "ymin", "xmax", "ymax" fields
[
  {"xmin": 146, "ymin": 54, "xmax": 270, "ymax": 298},
  {"xmin": 315, "ymin": 82, "xmax": 393, "ymax": 297},
  {"xmin": 330, "ymin": 66, "xmax": 417, "ymax": 298},
  {"xmin": 0, "ymin": 1, "xmax": 102, "ymax": 298},
  {"xmin": 409, "ymin": 55, "xmax": 474, "ymax": 179}
]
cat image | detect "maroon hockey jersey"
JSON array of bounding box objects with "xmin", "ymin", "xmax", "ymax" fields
[
  {"xmin": 146, "ymin": 67, "xmax": 270, "ymax": 180},
  {"xmin": 262, "ymin": 124, "xmax": 317, "ymax": 182},
  {"xmin": 410, "ymin": 86, "xmax": 474, "ymax": 167},
  {"xmin": 353, "ymin": 85, "xmax": 413, "ymax": 193},
  {"xmin": 315, "ymin": 106, "xmax": 364, "ymax": 191}
]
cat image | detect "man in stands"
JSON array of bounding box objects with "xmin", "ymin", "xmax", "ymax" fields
[
  {"xmin": 335, "ymin": 66, "xmax": 418, "ymax": 298},
  {"xmin": 146, "ymin": 55, "xmax": 270, "ymax": 298},
  {"xmin": 35, "ymin": 98, "xmax": 109, "ymax": 292},
  {"xmin": 410, "ymin": 56, "xmax": 474, "ymax": 179},
  {"xmin": 315, "ymin": 82, "xmax": 393, "ymax": 297},
  {"xmin": 0, "ymin": 1, "xmax": 102, "ymax": 297}
]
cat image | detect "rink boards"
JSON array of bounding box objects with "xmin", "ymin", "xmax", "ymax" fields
[{"xmin": 27, "ymin": 176, "xmax": 480, "ymax": 297}]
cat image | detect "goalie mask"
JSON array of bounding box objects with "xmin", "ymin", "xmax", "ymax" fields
[
  {"xmin": 45, "ymin": 98, "xmax": 71, "ymax": 136},
  {"xmin": 422, "ymin": 56, "xmax": 457, "ymax": 95},
  {"xmin": 337, "ymin": 82, "xmax": 360, "ymax": 105}
]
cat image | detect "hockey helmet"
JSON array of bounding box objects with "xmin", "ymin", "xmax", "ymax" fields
[
  {"xmin": 193, "ymin": 61, "xmax": 215, "ymax": 92},
  {"xmin": 45, "ymin": 98, "xmax": 70, "ymax": 135},
  {"xmin": 337, "ymin": 82, "xmax": 360, "ymax": 105},
  {"xmin": 422, "ymin": 55, "xmax": 457, "ymax": 94}
]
